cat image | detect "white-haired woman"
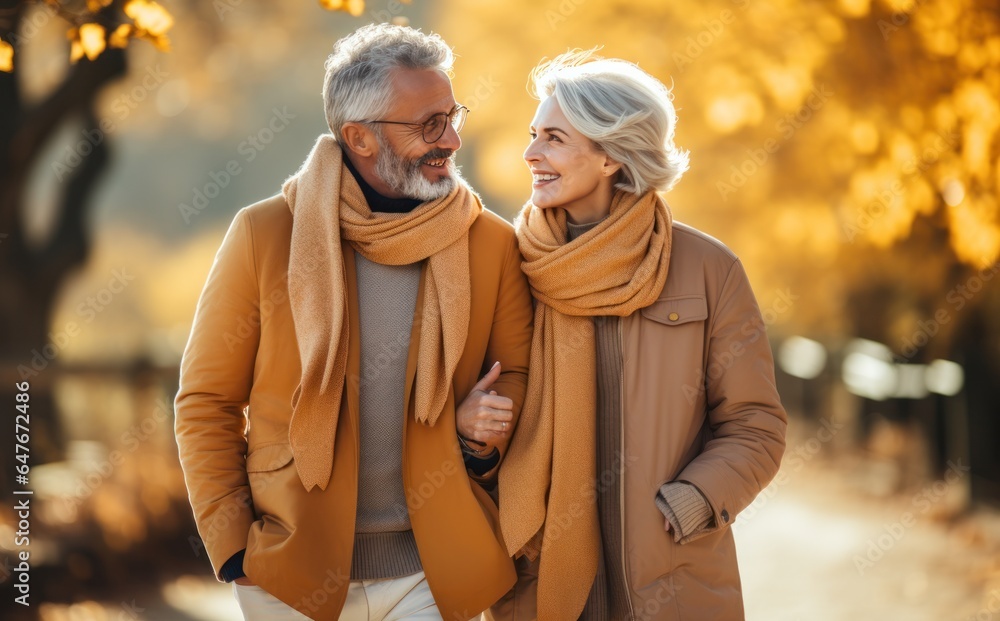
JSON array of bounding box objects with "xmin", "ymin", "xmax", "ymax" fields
[{"xmin": 495, "ymin": 51, "xmax": 787, "ymax": 621}]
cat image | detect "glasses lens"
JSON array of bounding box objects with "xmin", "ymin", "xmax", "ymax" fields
[
  {"xmin": 452, "ymin": 106, "xmax": 468, "ymax": 133},
  {"xmin": 423, "ymin": 114, "xmax": 446, "ymax": 143},
  {"xmin": 423, "ymin": 107, "xmax": 468, "ymax": 143}
]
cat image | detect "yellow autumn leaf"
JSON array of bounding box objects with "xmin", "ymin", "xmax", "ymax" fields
[
  {"xmin": 125, "ymin": 0, "xmax": 174, "ymax": 37},
  {"xmin": 79, "ymin": 23, "xmax": 106, "ymax": 61},
  {"xmin": 109, "ymin": 24, "xmax": 132, "ymax": 49},
  {"xmin": 147, "ymin": 34, "xmax": 172, "ymax": 52},
  {"xmin": 319, "ymin": 0, "xmax": 365, "ymax": 17},
  {"xmin": 70, "ymin": 39, "xmax": 84, "ymax": 63},
  {"xmin": 86, "ymin": 0, "xmax": 114, "ymax": 12},
  {"xmin": 0, "ymin": 41, "xmax": 12, "ymax": 73}
]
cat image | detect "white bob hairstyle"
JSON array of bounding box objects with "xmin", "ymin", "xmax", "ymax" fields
[{"xmin": 530, "ymin": 49, "xmax": 690, "ymax": 194}]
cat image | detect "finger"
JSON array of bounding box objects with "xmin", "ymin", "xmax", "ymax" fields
[
  {"xmin": 471, "ymin": 361, "xmax": 502, "ymax": 393},
  {"xmin": 665, "ymin": 518, "xmax": 672, "ymax": 532},
  {"xmin": 474, "ymin": 407, "xmax": 513, "ymax": 421},
  {"xmin": 478, "ymin": 394, "xmax": 514, "ymax": 410}
]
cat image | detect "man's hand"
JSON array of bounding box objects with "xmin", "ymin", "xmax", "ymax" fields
[
  {"xmin": 234, "ymin": 576, "xmax": 255, "ymax": 586},
  {"xmin": 456, "ymin": 361, "xmax": 513, "ymax": 451}
]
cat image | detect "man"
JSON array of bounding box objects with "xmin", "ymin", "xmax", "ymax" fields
[{"xmin": 175, "ymin": 24, "xmax": 533, "ymax": 620}]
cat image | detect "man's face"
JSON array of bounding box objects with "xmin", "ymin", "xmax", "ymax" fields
[{"xmin": 372, "ymin": 68, "xmax": 463, "ymax": 201}]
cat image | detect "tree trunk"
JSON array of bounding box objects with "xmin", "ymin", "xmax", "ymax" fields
[{"xmin": 0, "ymin": 1, "xmax": 127, "ymax": 492}]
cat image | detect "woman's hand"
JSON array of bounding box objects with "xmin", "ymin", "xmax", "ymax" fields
[{"xmin": 456, "ymin": 361, "xmax": 513, "ymax": 451}]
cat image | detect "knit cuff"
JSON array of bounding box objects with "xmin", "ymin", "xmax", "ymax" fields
[
  {"xmin": 219, "ymin": 549, "xmax": 246, "ymax": 582},
  {"xmin": 655, "ymin": 482, "xmax": 714, "ymax": 544}
]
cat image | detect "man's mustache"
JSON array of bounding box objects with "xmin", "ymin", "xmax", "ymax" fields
[{"xmin": 417, "ymin": 149, "xmax": 455, "ymax": 165}]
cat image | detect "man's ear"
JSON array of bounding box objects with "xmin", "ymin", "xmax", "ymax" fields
[{"xmin": 341, "ymin": 122, "xmax": 377, "ymax": 157}]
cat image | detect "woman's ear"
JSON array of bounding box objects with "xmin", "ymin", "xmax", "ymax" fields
[
  {"xmin": 602, "ymin": 157, "xmax": 623, "ymax": 177},
  {"xmin": 341, "ymin": 122, "xmax": 376, "ymax": 157}
]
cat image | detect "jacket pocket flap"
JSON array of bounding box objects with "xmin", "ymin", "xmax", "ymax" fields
[
  {"xmin": 246, "ymin": 443, "xmax": 294, "ymax": 473},
  {"xmin": 641, "ymin": 295, "xmax": 708, "ymax": 326}
]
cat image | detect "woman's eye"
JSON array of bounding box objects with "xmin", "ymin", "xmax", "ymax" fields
[{"xmin": 548, "ymin": 134, "xmax": 561, "ymax": 142}]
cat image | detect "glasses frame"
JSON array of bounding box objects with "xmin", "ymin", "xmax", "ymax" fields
[{"xmin": 359, "ymin": 104, "xmax": 469, "ymax": 144}]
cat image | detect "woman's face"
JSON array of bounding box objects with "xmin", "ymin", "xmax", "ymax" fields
[{"xmin": 524, "ymin": 97, "xmax": 617, "ymax": 223}]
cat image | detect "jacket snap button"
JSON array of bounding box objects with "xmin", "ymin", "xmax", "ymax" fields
[
  {"xmin": 668, "ymin": 312, "xmax": 679, "ymax": 321},
  {"xmin": 721, "ymin": 509, "xmax": 730, "ymax": 523}
]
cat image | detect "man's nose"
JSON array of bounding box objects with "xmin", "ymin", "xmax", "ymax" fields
[{"xmin": 436, "ymin": 122, "xmax": 462, "ymax": 151}]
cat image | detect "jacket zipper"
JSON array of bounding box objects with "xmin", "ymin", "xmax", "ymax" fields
[{"xmin": 618, "ymin": 318, "xmax": 635, "ymax": 620}]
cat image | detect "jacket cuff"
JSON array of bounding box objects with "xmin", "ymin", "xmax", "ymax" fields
[
  {"xmin": 219, "ymin": 549, "xmax": 247, "ymax": 582},
  {"xmin": 655, "ymin": 482, "xmax": 714, "ymax": 544}
]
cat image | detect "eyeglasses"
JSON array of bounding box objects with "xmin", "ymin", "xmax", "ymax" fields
[{"xmin": 359, "ymin": 104, "xmax": 469, "ymax": 144}]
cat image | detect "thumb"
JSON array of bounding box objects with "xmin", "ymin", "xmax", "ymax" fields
[{"xmin": 472, "ymin": 361, "xmax": 502, "ymax": 393}]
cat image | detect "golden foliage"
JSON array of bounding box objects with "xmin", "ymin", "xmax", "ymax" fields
[
  {"xmin": 319, "ymin": 0, "xmax": 366, "ymax": 17},
  {"xmin": 2, "ymin": 0, "xmax": 386, "ymax": 72},
  {"xmin": 0, "ymin": 40, "xmax": 13, "ymax": 72},
  {"xmin": 438, "ymin": 0, "xmax": 1000, "ymax": 335}
]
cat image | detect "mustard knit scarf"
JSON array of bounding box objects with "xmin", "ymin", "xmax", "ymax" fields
[
  {"xmin": 500, "ymin": 189, "xmax": 672, "ymax": 620},
  {"xmin": 283, "ymin": 134, "xmax": 481, "ymax": 491}
]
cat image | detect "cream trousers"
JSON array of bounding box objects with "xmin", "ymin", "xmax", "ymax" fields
[{"xmin": 232, "ymin": 571, "xmax": 443, "ymax": 621}]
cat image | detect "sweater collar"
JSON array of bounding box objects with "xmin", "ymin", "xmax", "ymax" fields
[{"xmin": 342, "ymin": 148, "xmax": 423, "ymax": 214}]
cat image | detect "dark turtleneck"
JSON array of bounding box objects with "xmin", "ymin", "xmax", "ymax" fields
[{"xmin": 342, "ymin": 149, "xmax": 422, "ymax": 214}]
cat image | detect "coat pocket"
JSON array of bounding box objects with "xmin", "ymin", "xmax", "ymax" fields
[
  {"xmin": 246, "ymin": 442, "xmax": 294, "ymax": 473},
  {"xmin": 246, "ymin": 443, "xmax": 296, "ymax": 520},
  {"xmin": 640, "ymin": 295, "xmax": 708, "ymax": 326}
]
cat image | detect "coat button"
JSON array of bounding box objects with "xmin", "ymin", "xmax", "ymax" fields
[
  {"xmin": 668, "ymin": 312, "xmax": 679, "ymax": 321},
  {"xmin": 721, "ymin": 509, "xmax": 730, "ymax": 523}
]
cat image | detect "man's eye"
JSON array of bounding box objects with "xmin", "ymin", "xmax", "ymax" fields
[
  {"xmin": 528, "ymin": 132, "xmax": 537, "ymax": 139},
  {"xmin": 426, "ymin": 116, "xmax": 446, "ymax": 132}
]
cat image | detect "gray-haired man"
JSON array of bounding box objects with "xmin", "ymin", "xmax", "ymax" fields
[{"xmin": 175, "ymin": 23, "xmax": 533, "ymax": 620}]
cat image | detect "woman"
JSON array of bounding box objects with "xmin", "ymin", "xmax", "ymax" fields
[{"xmin": 495, "ymin": 50, "xmax": 787, "ymax": 621}]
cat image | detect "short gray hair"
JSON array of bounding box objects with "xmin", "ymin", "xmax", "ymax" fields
[
  {"xmin": 530, "ymin": 50, "xmax": 689, "ymax": 194},
  {"xmin": 323, "ymin": 24, "xmax": 454, "ymax": 142}
]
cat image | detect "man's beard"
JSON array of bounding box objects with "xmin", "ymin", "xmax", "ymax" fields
[{"xmin": 373, "ymin": 131, "xmax": 462, "ymax": 202}]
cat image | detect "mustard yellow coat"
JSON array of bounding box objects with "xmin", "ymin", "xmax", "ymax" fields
[{"xmin": 175, "ymin": 193, "xmax": 534, "ymax": 620}]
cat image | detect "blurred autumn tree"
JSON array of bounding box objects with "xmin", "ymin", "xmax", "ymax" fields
[
  {"xmin": 0, "ymin": 0, "xmax": 376, "ymax": 489},
  {"xmin": 437, "ymin": 0, "xmax": 1000, "ymax": 495}
]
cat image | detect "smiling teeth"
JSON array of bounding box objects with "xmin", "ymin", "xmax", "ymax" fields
[
  {"xmin": 533, "ymin": 174, "xmax": 559, "ymax": 182},
  {"xmin": 426, "ymin": 159, "xmax": 446, "ymax": 167}
]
